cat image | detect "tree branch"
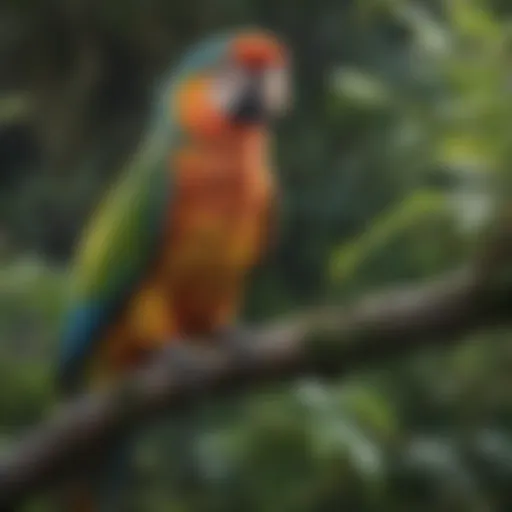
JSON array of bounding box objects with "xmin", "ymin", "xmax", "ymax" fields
[{"xmin": 1, "ymin": 221, "xmax": 512, "ymax": 508}]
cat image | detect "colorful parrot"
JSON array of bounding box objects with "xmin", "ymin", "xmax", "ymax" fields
[{"xmin": 56, "ymin": 28, "xmax": 291, "ymax": 511}]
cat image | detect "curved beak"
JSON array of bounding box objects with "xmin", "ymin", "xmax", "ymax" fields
[
  {"xmin": 231, "ymin": 68, "xmax": 290, "ymax": 124},
  {"xmin": 231, "ymin": 72, "xmax": 265, "ymax": 123}
]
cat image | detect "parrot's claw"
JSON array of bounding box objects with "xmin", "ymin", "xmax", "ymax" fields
[
  {"xmin": 155, "ymin": 328, "xmax": 261, "ymax": 376},
  {"xmin": 214, "ymin": 325, "xmax": 261, "ymax": 365},
  {"xmin": 159, "ymin": 342, "xmax": 203, "ymax": 380}
]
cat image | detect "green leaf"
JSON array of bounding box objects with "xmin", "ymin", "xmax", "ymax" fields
[{"xmin": 329, "ymin": 190, "xmax": 448, "ymax": 281}]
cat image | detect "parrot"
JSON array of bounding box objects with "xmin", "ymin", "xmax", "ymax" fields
[{"xmin": 55, "ymin": 27, "xmax": 291, "ymax": 511}]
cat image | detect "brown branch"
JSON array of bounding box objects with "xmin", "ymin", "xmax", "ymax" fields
[{"xmin": 0, "ymin": 222, "xmax": 512, "ymax": 508}]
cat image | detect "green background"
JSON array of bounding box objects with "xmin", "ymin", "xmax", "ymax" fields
[{"xmin": 1, "ymin": 0, "xmax": 512, "ymax": 510}]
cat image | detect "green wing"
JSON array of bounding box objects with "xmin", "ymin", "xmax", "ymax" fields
[{"xmin": 57, "ymin": 132, "xmax": 173, "ymax": 390}]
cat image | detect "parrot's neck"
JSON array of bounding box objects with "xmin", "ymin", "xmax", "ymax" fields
[
  {"xmin": 186, "ymin": 125, "xmax": 270, "ymax": 174},
  {"xmin": 238, "ymin": 126, "xmax": 269, "ymax": 171}
]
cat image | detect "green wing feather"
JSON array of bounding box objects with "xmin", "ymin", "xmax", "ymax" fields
[{"xmin": 57, "ymin": 130, "xmax": 174, "ymax": 391}]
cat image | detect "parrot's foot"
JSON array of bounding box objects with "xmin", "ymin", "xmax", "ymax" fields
[
  {"xmin": 154, "ymin": 327, "xmax": 261, "ymax": 377},
  {"xmin": 213, "ymin": 325, "xmax": 262, "ymax": 365},
  {"xmin": 159, "ymin": 342, "xmax": 203, "ymax": 380}
]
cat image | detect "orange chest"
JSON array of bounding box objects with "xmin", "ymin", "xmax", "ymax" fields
[{"xmin": 164, "ymin": 131, "xmax": 274, "ymax": 272}]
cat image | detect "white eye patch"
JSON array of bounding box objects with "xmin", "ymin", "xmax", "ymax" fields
[
  {"xmin": 210, "ymin": 65, "xmax": 249, "ymax": 111},
  {"xmin": 210, "ymin": 64, "xmax": 291, "ymax": 117},
  {"xmin": 263, "ymin": 67, "xmax": 290, "ymax": 113}
]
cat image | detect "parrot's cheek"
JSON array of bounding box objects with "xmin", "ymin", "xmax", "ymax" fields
[{"xmin": 174, "ymin": 78, "xmax": 230, "ymax": 137}]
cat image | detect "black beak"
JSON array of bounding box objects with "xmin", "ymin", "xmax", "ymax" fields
[{"xmin": 231, "ymin": 73, "xmax": 265, "ymax": 124}]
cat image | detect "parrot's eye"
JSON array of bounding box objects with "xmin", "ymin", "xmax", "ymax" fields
[{"xmin": 211, "ymin": 65, "xmax": 249, "ymax": 113}]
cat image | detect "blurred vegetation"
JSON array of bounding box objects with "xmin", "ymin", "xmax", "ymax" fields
[{"xmin": 2, "ymin": 0, "xmax": 512, "ymax": 510}]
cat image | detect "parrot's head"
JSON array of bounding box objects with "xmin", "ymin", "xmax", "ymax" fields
[{"xmin": 166, "ymin": 28, "xmax": 291, "ymax": 136}]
